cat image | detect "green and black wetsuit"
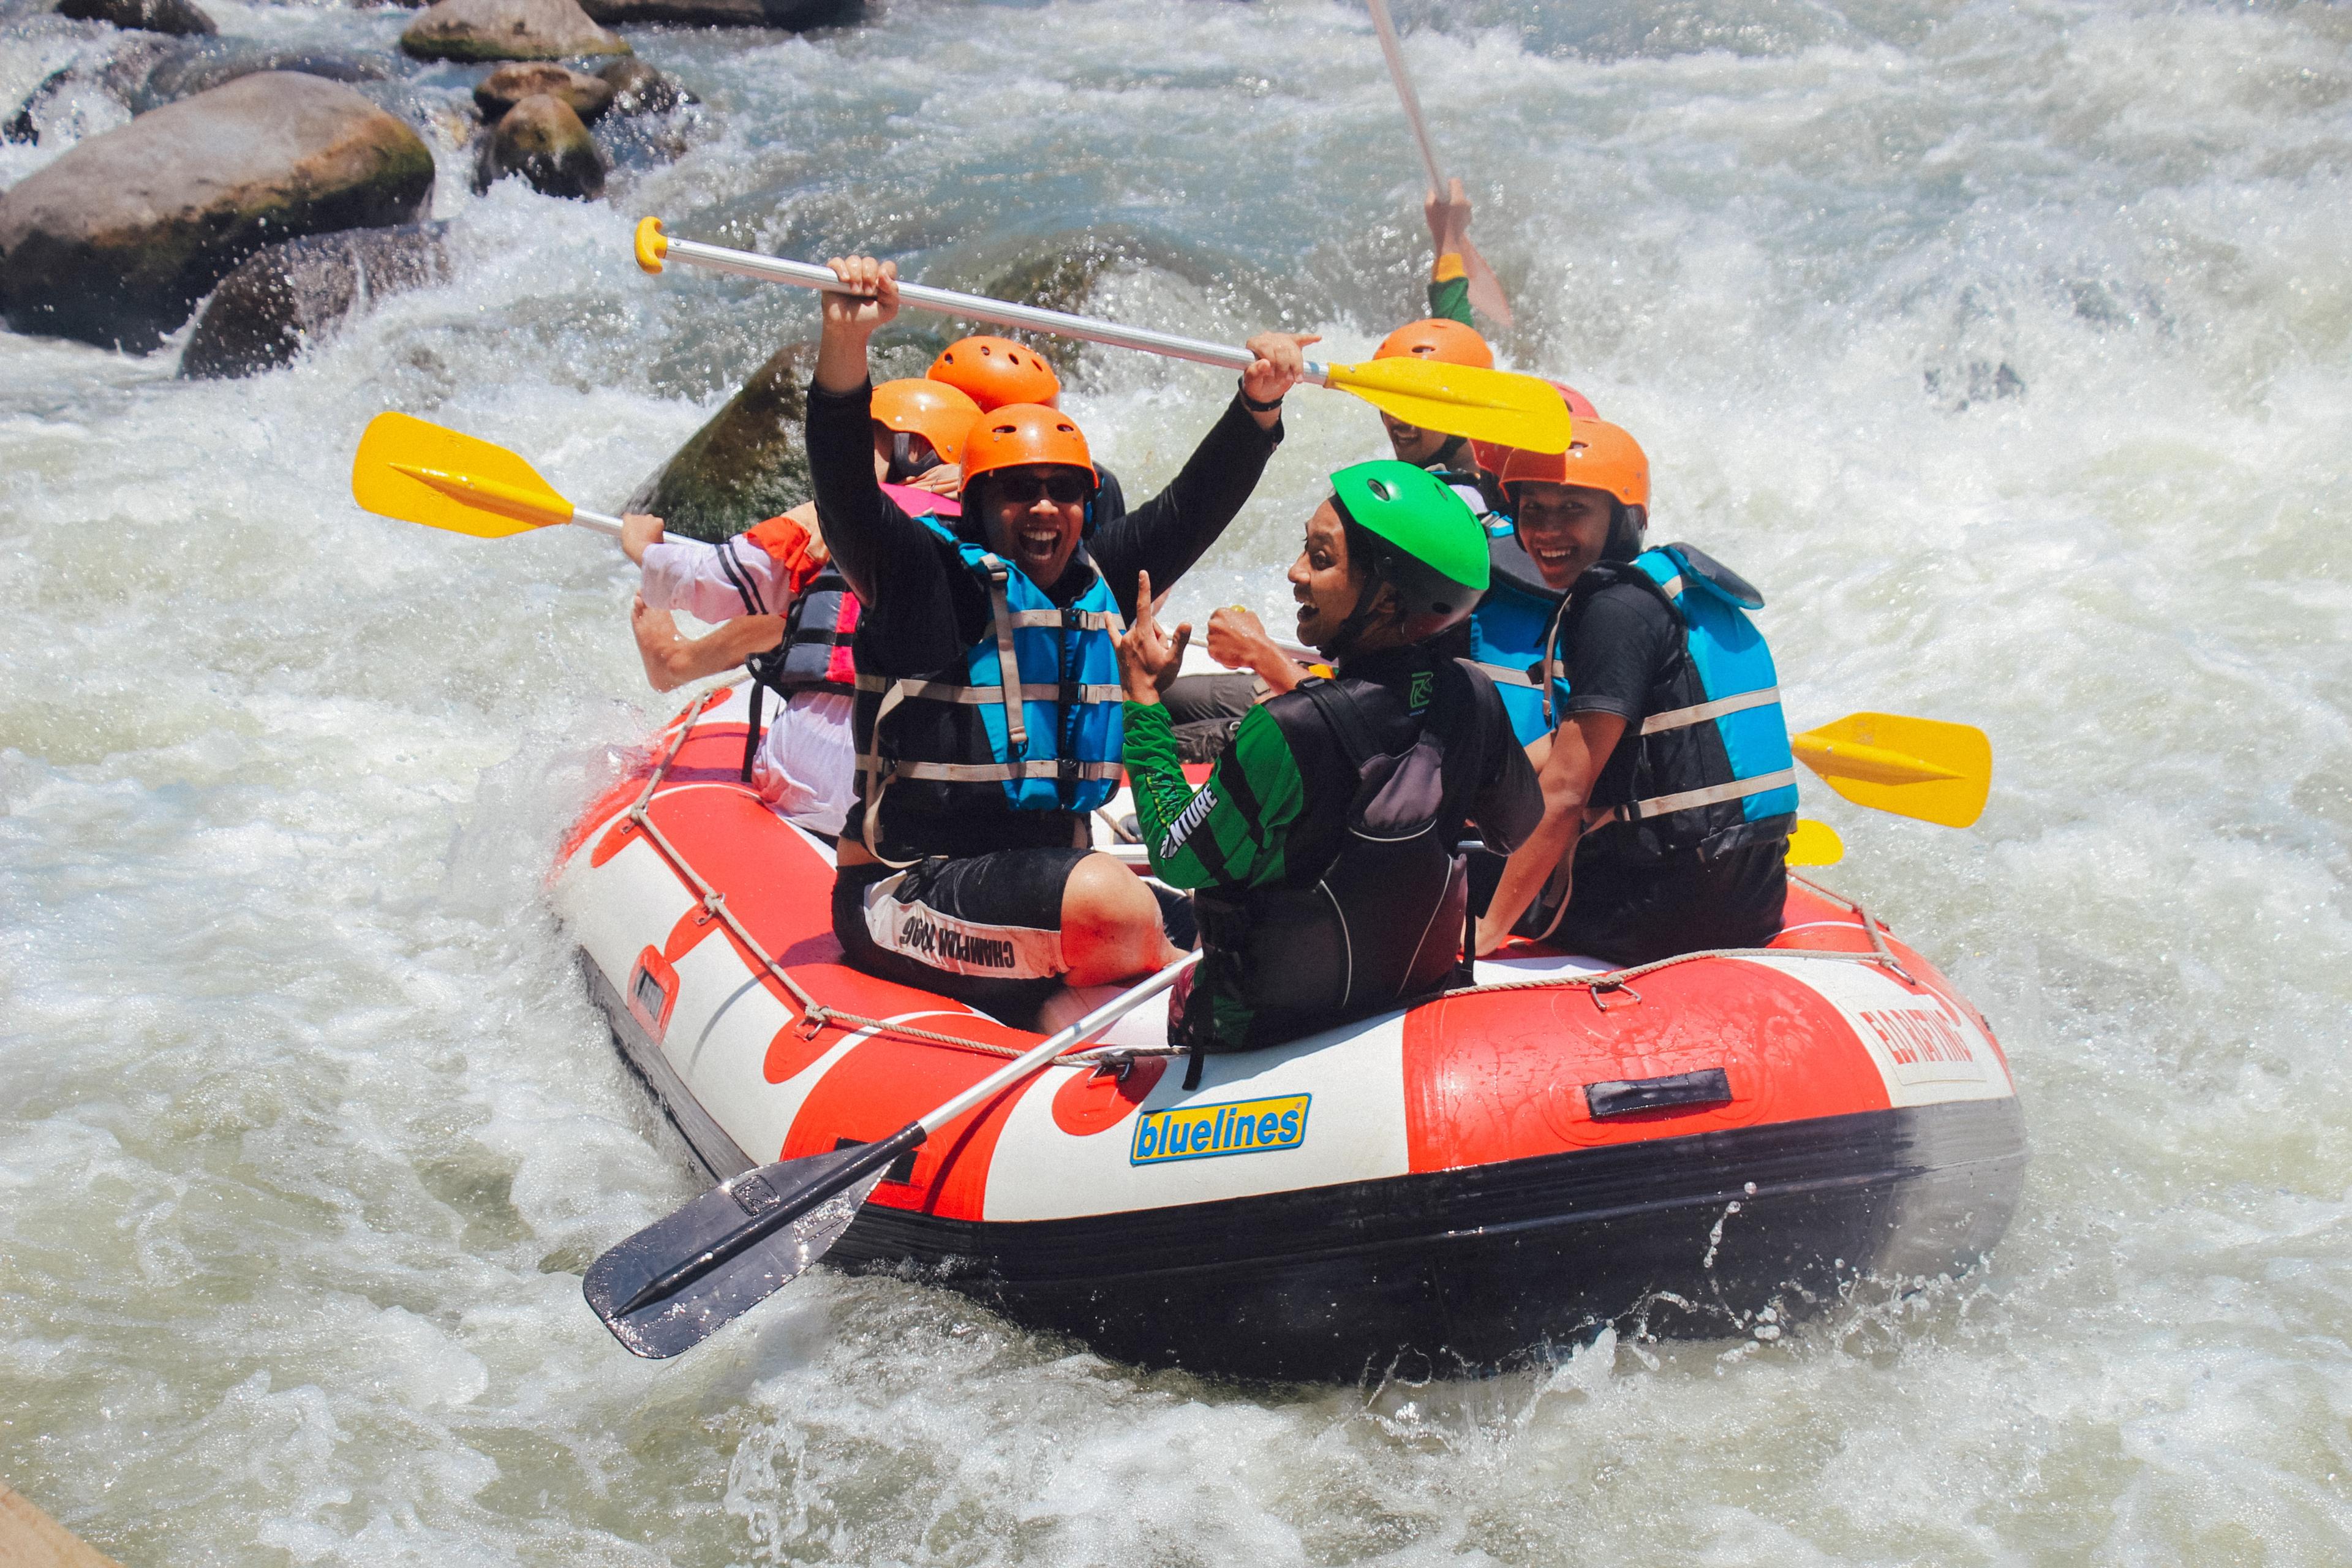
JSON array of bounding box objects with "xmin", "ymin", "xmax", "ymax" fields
[{"xmin": 1128, "ymin": 645, "xmax": 1540, "ymax": 1056}]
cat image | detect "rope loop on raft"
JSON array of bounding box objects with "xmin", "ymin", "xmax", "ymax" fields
[{"xmin": 609, "ymin": 688, "xmax": 1931, "ymax": 1066}]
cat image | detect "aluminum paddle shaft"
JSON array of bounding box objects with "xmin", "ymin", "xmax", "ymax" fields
[{"xmin": 635, "ymin": 219, "xmax": 1324, "ymax": 383}]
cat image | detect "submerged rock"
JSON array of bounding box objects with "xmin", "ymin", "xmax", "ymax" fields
[
  {"xmin": 179, "ymin": 222, "xmax": 448, "ymax": 379},
  {"xmin": 0, "ymin": 72, "xmax": 435, "ymax": 352},
  {"xmin": 474, "ymin": 92, "xmax": 604, "ymax": 198},
  {"xmin": 578, "ymin": 0, "xmax": 853, "ymax": 27},
  {"xmin": 132, "ymin": 42, "xmax": 391, "ymax": 112},
  {"xmin": 473, "ymin": 60, "xmax": 611, "ymax": 122},
  {"xmin": 5, "ymin": 39, "xmax": 393, "ymax": 144},
  {"xmin": 596, "ymin": 56, "xmax": 692, "ymax": 116},
  {"xmin": 625, "ymin": 341, "xmax": 813, "ymax": 543},
  {"xmin": 56, "ymin": 0, "xmax": 216, "ymax": 36},
  {"xmin": 401, "ymin": 0, "xmax": 627, "ymax": 62}
]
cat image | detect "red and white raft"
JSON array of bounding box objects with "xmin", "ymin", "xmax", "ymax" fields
[{"xmin": 554, "ymin": 686, "xmax": 2026, "ymax": 1381}]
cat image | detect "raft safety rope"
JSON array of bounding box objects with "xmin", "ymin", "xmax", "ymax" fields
[{"xmin": 605, "ymin": 690, "xmax": 1926, "ymax": 1065}]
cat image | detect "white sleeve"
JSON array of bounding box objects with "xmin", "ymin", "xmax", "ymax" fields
[{"xmin": 639, "ymin": 537, "xmax": 796, "ymax": 622}]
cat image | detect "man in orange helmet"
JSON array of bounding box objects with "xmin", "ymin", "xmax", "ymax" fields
[
  {"xmin": 1473, "ymin": 421, "xmax": 1798, "ymax": 963},
  {"xmin": 929, "ymin": 333, "xmax": 1131, "ymax": 524},
  {"xmin": 805, "ymin": 253, "xmax": 1315, "ymax": 1023}
]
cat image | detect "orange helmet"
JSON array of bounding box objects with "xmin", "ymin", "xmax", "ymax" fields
[
  {"xmin": 1498, "ymin": 418, "xmax": 1649, "ymax": 508},
  {"xmin": 1472, "ymin": 381, "xmax": 1599, "ymax": 477},
  {"xmin": 1373, "ymin": 317, "xmax": 1494, "ymax": 371},
  {"xmin": 870, "ymin": 379, "xmax": 982, "ymax": 466},
  {"xmin": 960, "ymin": 403, "xmax": 1096, "ymax": 488},
  {"xmin": 929, "ymin": 336, "xmax": 1061, "ymax": 410}
]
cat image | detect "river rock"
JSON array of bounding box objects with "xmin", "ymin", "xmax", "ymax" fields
[
  {"xmin": 133, "ymin": 42, "xmax": 390, "ymax": 111},
  {"xmin": 0, "ymin": 73, "xmax": 434, "ymax": 351},
  {"xmin": 596, "ymin": 56, "xmax": 691, "ymax": 116},
  {"xmin": 579, "ymin": 0, "xmax": 851, "ymax": 27},
  {"xmin": 400, "ymin": 0, "xmax": 627, "ymax": 62},
  {"xmin": 474, "ymin": 92, "xmax": 604, "ymax": 198},
  {"xmin": 624, "ymin": 341, "xmax": 812, "ymax": 542},
  {"xmin": 473, "ymin": 61, "xmax": 610, "ymax": 122},
  {"xmin": 56, "ymin": 0, "xmax": 217, "ymax": 36},
  {"xmin": 179, "ymin": 222, "xmax": 448, "ymax": 379}
]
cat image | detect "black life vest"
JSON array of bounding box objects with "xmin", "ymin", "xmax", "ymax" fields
[{"xmin": 1178, "ymin": 656, "xmax": 1504, "ymax": 1071}]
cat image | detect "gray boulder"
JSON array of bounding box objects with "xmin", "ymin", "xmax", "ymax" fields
[
  {"xmin": 400, "ymin": 0, "xmax": 628, "ymax": 62},
  {"xmin": 179, "ymin": 222, "xmax": 448, "ymax": 379},
  {"xmin": 473, "ymin": 61, "xmax": 611, "ymax": 122},
  {"xmin": 579, "ymin": 0, "xmax": 850, "ymax": 26},
  {"xmin": 0, "ymin": 72, "xmax": 434, "ymax": 351},
  {"xmin": 474, "ymin": 92, "xmax": 604, "ymax": 199},
  {"xmin": 56, "ymin": 0, "xmax": 216, "ymax": 36}
]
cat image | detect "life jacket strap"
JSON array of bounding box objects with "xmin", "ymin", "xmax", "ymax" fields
[
  {"xmin": 979, "ymin": 555, "xmax": 1030, "ymax": 755},
  {"xmin": 1474, "ymin": 658, "xmax": 1543, "ymax": 689},
  {"xmin": 855, "ymin": 674, "xmax": 1126, "ymax": 706},
  {"xmin": 1638, "ymin": 685, "xmax": 1780, "ymax": 735},
  {"xmin": 1603, "ymin": 767, "xmax": 1798, "ymax": 825},
  {"xmin": 1006, "ymin": 608, "xmax": 1125, "ymax": 632},
  {"xmin": 856, "ymin": 755, "xmax": 1125, "ymax": 785}
]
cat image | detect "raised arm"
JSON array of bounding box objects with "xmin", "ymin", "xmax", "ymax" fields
[{"xmin": 805, "ymin": 255, "xmax": 937, "ymax": 612}]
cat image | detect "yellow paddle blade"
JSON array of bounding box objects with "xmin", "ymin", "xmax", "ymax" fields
[
  {"xmin": 1792, "ymin": 712, "xmax": 1991, "ymax": 829},
  {"xmin": 1323, "ymin": 358, "xmax": 1573, "ymax": 453},
  {"xmin": 1786, "ymin": 818, "xmax": 1844, "ymax": 867},
  {"xmin": 352, "ymin": 412, "xmax": 576, "ymax": 538}
]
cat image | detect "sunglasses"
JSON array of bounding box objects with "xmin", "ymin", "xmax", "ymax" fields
[{"xmin": 993, "ymin": 473, "xmax": 1092, "ymax": 507}]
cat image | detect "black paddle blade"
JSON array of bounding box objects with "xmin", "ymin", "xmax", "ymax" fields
[{"xmin": 583, "ymin": 1144, "xmax": 892, "ymax": 1359}]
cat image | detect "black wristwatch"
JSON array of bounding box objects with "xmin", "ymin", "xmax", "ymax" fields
[{"xmin": 1237, "ymin": 377, "xmax": 1284, "ymax": 413}]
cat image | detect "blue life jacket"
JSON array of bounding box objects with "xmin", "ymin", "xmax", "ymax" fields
[
  {"xmin": 855, "ymin": 517, "xmax": 1127, "ymax": 861},
  {"xmin": 1548, "ymin": 543, "xmax": 1798, "ymax": 860},
  {"xmin": 1466, "ymin": 522, "xmax": 1572, "ymax": 746}
]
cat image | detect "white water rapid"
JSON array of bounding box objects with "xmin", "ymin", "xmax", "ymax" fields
[{"xmin": 4, "ymin": 0, "xmax": 2351, "ymax": 1561}]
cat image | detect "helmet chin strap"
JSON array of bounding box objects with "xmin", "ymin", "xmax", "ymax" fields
[{"xmin": 1323, "ymin": 571, "xmax": 1400, "ymax": 662}]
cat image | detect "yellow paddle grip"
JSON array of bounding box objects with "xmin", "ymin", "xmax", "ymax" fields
[{"xmin": 635, "ymin": 216, "xmax": 668, "ymax": 275}]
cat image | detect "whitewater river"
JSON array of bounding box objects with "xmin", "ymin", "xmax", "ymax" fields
[{"xmin": 4, "ymin": 0, "xmax": 2351, "ymax": 1560}]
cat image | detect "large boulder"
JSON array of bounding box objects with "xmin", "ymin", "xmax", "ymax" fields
[
  {"xmin": 474, "ymin": 92, "xmax": 603, "ymax": 199},
  {"xmin": 578, "ymin": 0, "xmax": 851, "ymax": 26},
  {"xmin": 179, "ymin": 222, "xmax": 448, "ymax": 379},
  {"xmin": 0, "ymin": 73, "xmax": 434, "ymax": 351},
  {"xmin": 473, "ymin": 61, "xmax": 610, "ymax": 122},
  {"xmin": 56, "ymin": 0, "xmax": 216, "ymax": 36},
  {"xmin": 400, "ymin": 0, "xmax": 627, "ymax": 62}
]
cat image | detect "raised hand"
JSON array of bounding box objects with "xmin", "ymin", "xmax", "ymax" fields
[
  {"xmin": 822, "ymin": 254, "xmax": 899, "ymax": 333},
  {"xmin": 1424, "ymin": 176, "xmax": 1471, "ymax": 256},
  {"xmin": 1115, "ymin": 570, "xmax": 1193, "ymax": 705},
  {"xmin": 1240, "ymin": 331, "xmax": 1321, "ymax": 418}
]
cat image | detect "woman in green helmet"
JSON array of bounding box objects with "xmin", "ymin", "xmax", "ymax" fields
[{"xmin": 1117, "ymin": 461, "xmax": 1542, "ymax": 1078}]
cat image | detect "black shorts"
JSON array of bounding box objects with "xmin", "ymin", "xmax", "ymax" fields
[
  {"xmin": 833, "ymin": 849, "xmax": 1096, "ymax": 1018},
  {"xmin": 1534, "ymin": 842, "xmax": 1787, "ymax": 966}
]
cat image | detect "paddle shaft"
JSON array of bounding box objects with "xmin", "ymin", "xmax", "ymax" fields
[
  {"xmin": 1366, "ymin": 0, "xmax": 1447, "ymax": 194},
  {"xmin": 657, "ymin": 235, "xmax": 1335, "ymax": 385},
  {"xmin": 615, "ymin": 950, "xmax": 1202, "ymax": 1316}
]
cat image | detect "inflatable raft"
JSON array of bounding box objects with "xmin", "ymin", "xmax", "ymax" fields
[{"xmin": 554, "ymin": 686, "xmax": 2027, "ymax": 1381}]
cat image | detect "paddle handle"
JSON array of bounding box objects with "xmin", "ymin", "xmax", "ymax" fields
[
  {"xmin": 641, "ymin": 223, "xmax": 1332, "ymax": 386},
  {"xmin": 571, "ymin": 508, "xmax": 625, "ymax": 538},
  {"xmin": 916, "ymin": 949, "xmax": 1202, "ymax": 1137},
  {"xmin": 1366, "ymin": 0, "xmax": 1447, "ymax": 194}
]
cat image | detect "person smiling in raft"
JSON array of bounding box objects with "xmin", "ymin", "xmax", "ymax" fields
[{"xmin": 807, "ymin": 252, "xmax": 1316, "ymax": 1027}]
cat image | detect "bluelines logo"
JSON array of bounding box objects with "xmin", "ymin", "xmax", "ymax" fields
[{"xmin": 1131, "ymin": 1094, "xmax": 1310, "ymax": 1166}]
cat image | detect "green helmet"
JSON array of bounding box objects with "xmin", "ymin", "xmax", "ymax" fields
[{"xmin": 1327, "ymin": 459, "xmax": 1490, "ymax": 643}]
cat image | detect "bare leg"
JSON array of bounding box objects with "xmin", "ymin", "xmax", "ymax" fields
[{"xmin": 1058, "ymin": 852, "xmax": 1180, "ymax": 986}]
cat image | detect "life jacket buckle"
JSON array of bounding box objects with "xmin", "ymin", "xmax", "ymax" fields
[{"xmin": 1057, "ymin": 756, "xmax": 1080, "ymax": 780}]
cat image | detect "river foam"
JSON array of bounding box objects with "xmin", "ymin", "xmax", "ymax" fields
[{"xmin": 4, "ymin": 0, "xmax": 2351, "ymax": 1561}]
